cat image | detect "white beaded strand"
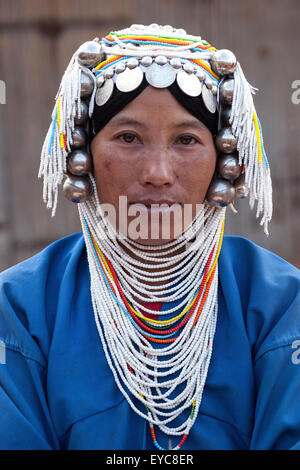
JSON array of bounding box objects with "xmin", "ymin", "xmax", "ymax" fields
[{"xmin": 79, "ymin": 190, "xmax": 224, "ymax": 439}]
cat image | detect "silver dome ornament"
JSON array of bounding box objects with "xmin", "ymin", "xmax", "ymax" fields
[
  {"xmin": 217, "ymin": 153, "xmax": 242, "ymax": 181},
  {"xmin": 176, "ymin": 70, "xmax": 202, "ymax": 97},
  {"xmin": 74, "ymin": 100, "xmax": 89, "ymax": 125},
  {"xmin": 127, "ymin": 58, "xmax": 139, "ymax": 69},
  {"xmin": 96, "ymin": 74, "xmax": 105, "ymax": 88},
  {"xmin": 210, "ymin": 49, "xmax": 237, "ymax": 76},
  {"xmin": 67, "ymin": 149, "xmax": 93, "ymax": 176},
  {"xmin": 141, "ymin": 56, "xmax": 153, "ymax": 67},
  {"xmin": 215, "ymin": 127, "xmax": 237, "ymax": 153},
  {"xmin": 155, "ymin": 55, "xmax": 168, "ymax": 66},
  {"xmin": 77, "ymin": 41, "xmax": 104, "ymax": 68},
  {"xmin": 219, "ymin": 78, "xmax": 234, "ymax": 105},
  {"xmin": 145, "ymin": 63, "xmax": 177, "ymax": 88},
  {"xmin": 95, "ymin": 78, "xmax": 114, "ymax": 106},
  {"xmin": 63, "ymin": 174, "xmax": 93, "ymax": 203},
  {"xmin": 204, "ymin": 78, "xmax": 213, "ymax": 89},
  {"xmin": 234, "ymin": 173, "xmax": 249, "ymax": 198},
  {"xmin": 80, "ymin": 70, "xmax": 95, "ymax": 99},
  {"xmin": 206, "ymin": 178, "xmax": 235, "ymax": 207},
  {"xmin": 104, "ymin": 68, "xmax": 114, "ymax": 79},
  {"xmin": 115, "ymin": 61, "xmax": 126, "ymax": 74},
  {"xmin": 71, "ymin": 127, "xmax": 88, "ymax": 149},
  {"xmin": 212, "ymin": 85, "xmax": 218, "ymax": 96},
  {"xmin": 116, "ymin": 67, "xmax": 144, "ymax": 92},
  {"xmin": 196, "ymin": 70, "xmax": 205, "ymax": 81},
  {"xmin": 183, "ymin": 62, "xmax": 194, "ymax": 74},
  {"xmin": 220, "ymin": 107, "xmax": 232, "ymax": 127},
  {"xmin": 170, "ymin": 57, "xmax": 182, "ymax": 69}
]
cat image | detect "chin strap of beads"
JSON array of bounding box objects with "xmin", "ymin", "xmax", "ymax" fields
[{"xmin": 38, "ymin": 23, "xmax": 272, "ymax": 234}]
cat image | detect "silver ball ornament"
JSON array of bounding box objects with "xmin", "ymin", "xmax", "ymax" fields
[
  {"xmin": 215, "ymin": 127, "xmax": 237, "ymax": 154},
  {"xmin": 217, "ymin": 153, "xmax": 242, "ymax": 181},
  {"xmin": 67, "ymin": 149, "xmax": 93, "ymax": 176},
  {"xmin": 71, "ymin": 127, "xmax": 88, "ymax": 149},
  {"xmin": 77, "ymin": 41, "xmax": 104, "ymax": 68},
  {"xmin": 80, "ymin": 70, "xmax": 94, "ymax": 98},
  {"xmin": 63, "ymin": 175, "xmax": 93, "ymax": 203},
  {"xmin": 210, "ymin": 49, "xmax": 237, "ymax": 76},
  {"xmin": 74, "ymin": 100, "xmax": 88, "ymax": 125},
  {"xmin": 206, "ymin": 178, "xmax": 235, "ymax": 207},
  {"xmin": 219, "ymin": 78, "xmax": 234, "ymax": 105},
  {"xmin": 234, "ymin": 174, "xmax": 249, "ymax": 198},
  {"xmin": 220, "ymin": 107, "xmax": 232, "ymax": 127}
]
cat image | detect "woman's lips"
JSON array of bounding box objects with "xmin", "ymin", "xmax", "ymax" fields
[
  {"xmin": 129, "ymin": 201, "xmax": 182, "ymax": 214},
  {"xmin": 130, "ymin": 200, "xmax": 181, "ymax": 208}
]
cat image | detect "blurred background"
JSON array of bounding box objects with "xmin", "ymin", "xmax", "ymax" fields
[{"xmin": 0, "ymin": 0, "xmax": 299, "ymax": 271}]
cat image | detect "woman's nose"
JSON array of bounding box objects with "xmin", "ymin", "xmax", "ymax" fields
[{"xmin": 139, "ymin": 147, "xmax": 175, "ymax": 187}]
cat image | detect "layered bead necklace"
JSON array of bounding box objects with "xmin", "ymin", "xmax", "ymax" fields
[{"xmin": 79, "ymin": 177, "xmax": 226, "ymax": 450}]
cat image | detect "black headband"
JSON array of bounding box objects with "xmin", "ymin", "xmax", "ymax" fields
[{"xmin": 89, "ymin": 77, "xmax": 218, "ymax": 142}]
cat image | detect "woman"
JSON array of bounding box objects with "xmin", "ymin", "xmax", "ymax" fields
[{"xmin": 0, "ymin": 24, "xmax": 299, "ymax": 450}]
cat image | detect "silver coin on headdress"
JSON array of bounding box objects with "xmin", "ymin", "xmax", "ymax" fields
[
  {"xmin": 95, "ymin": 78, "xmax": 114, "ymax": 106},
  {"xmin": 145, "ymin": 63, "xmax": 177, "ymax": 88},
  {"xmin": 116, "ymin": 67, "xmax": 144, "ymax": 92},
  {"xmin": 176, "ymin": 70, "xmax": 202, "ymax": 97},
  {"xmin": 202, "ymin": 84, "xmax": 217, "ymax": 113}
]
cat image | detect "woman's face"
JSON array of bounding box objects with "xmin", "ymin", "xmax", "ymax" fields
[{"xmin": 90, "ymin": 86, "xmax": 217, "ymax": 245}]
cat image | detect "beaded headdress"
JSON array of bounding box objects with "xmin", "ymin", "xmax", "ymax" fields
[
  {"xmin": 39, "ymin": 22, "xmax": 272, "ymax": 234},
  {"xmin": 38, "ymin": 24, "xmax": 273, "ymax": 450}
]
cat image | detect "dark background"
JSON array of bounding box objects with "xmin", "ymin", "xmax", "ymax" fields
[{"xmin": 0, "ymin": 0, "xmax": 299, "ymax": 270}]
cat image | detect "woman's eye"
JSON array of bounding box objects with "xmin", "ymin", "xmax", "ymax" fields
[
  {"xmin": 178, "ymin": 135, "xmax": 199, "ymax": 145},
  {"xmin": 119, "ymin": 133, "xmax": 138, "ymax": 143}
]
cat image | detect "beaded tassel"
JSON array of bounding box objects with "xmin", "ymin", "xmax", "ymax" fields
[
  {"xmin": 230, "ymin": 62, "xmax": 272, "ymax": 235},
  {"xmin": 38, "ymin": 49, "xmax": 96, "ymax": 217}
]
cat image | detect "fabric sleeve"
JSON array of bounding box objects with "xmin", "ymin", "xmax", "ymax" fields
[
  {"xmin": 250, "ymin": 342, "xmax": 300, "ymax": 450},
  {"xmin": 0, "ymin": 342, "xmax": 59, "ymax": 449},
  {"xmin": 248, "ymin": 253, "xmax": 300, "ymax": 450},
  {"xmin": 0, "ymin": 261, "xmax": 61, "ymax": 450}
]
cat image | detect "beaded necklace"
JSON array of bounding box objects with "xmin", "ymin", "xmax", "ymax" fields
[{"xmin": 78, "ymin": 178, "xmax": 225, "ymax": 450}]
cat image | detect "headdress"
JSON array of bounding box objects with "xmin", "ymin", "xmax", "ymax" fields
[{"xmin": 38, "ymin": 24, "xmax": 272, "ymax": 450}]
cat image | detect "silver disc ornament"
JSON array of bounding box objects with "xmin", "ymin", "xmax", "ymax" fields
[
  {"xmin": 145, "ymin": 63, "xmax": 177, "ymax": 88},
  {"xmin": 202, "ymin": 84, "xmax": 217, "ymax": 113},
  {"xmin": 95, "ymin": 78, "xmax": 114, "ymax": 106},
  {"xmin": 176, "ymin": 70, "xmax": 202, "ymax": 97},
  {"xmin": 116, "ymin": 67, "xmax": 144, "ymax": 92}
]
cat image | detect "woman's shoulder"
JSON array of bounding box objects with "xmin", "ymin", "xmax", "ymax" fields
[
  {"xmin": 222, "ymin": 234, "xmax": 299, "ymax": 273},
  {"xmin": 220, "ymin": 234, "xmax": 300, "ymax": 359},
  {"xmin": 0, "ymin": 231, "xmax": 87, "ymax": 362},
  {"xmin": 0, "ymin": 231, "xmax": 85, "ymax": 283}
]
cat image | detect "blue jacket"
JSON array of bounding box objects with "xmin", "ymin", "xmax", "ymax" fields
[{"xmin": 0, "ymin": 232, "xmax": 299, "ymax": 450}]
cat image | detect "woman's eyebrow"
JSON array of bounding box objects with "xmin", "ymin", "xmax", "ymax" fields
[
  {"xmin": 108, "ymin": 116, "xmax": 147, "ymax": 128},
  {"xmin": 172, "ymin": 119, "xmax": 207, "ymax": 130}
]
